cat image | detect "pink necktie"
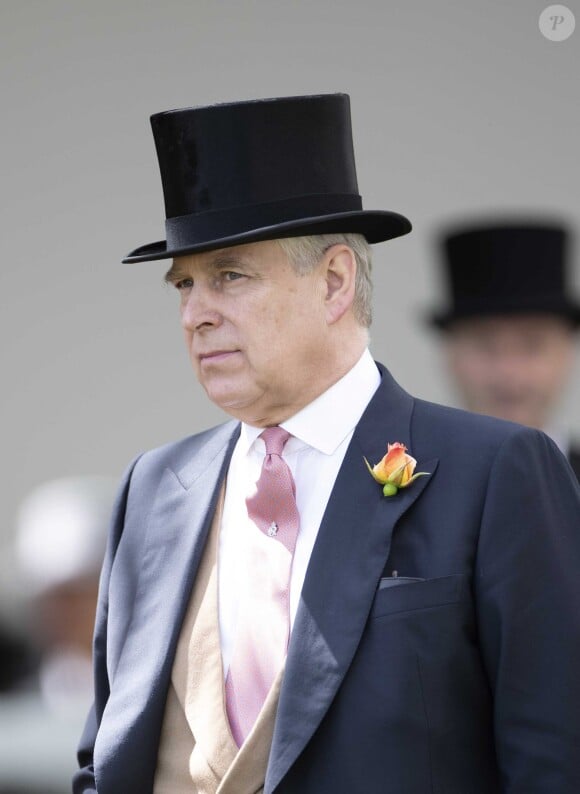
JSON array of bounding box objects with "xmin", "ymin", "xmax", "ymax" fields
[{"xmin": 225, "ymin": 426, "xmax": 300, "ymax": 746}]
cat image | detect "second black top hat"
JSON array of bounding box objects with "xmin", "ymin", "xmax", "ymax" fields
[{"xmin": 430, "ymin": 221, "xmax": 580, "ymax": 329}]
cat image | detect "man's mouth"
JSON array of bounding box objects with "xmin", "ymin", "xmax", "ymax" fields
[{"xmin": 198, "ymin": 350, "xmax": 240, "ymax": 363}]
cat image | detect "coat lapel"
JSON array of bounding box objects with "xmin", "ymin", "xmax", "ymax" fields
[
  {"xmin": 266, "ymin": 367, "xmax": 439, "ymax": 793},
  {"xmin": 95, "ymin": 422, "xmax": 240, "ymax": 794}
]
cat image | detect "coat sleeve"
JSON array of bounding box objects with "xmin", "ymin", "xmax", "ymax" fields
[
  {"xmin": 475, "ymin": 427, "xmax": 580, "ymax": 792},
  {"xmin": 72, "ymin": 454, "xmax": 142, "ymax": 794}
]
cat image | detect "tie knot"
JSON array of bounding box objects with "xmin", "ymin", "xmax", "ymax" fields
[{"xmin": 260, "ymin": 426, "xmax": 291, "ymax": 456}]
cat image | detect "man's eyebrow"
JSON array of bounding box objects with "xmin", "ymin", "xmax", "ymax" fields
[
  {"xmin": 209, "ymin": 253, "xmax": 248, "ymax": 270},
  {"xmin": 165, "ymin": 252, "xmax": 250, "ymax": 283},
  {"xmin": 164, "ymin": 264, "xmax": 183, "ymax": 283}
]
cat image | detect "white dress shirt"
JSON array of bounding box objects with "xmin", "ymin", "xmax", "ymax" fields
[{"xmin": 218, "ymin": 348, "xmax": 380, "ymax": 675}]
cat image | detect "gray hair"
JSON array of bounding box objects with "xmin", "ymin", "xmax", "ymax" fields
[{"xmin": 278, "ymin": 233, "xmax": 373, "ymax": 327}]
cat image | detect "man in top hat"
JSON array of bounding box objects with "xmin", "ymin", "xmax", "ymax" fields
[
  {"xmin": 430, "ymin": 221, "xmax": 580, "ymax": 480},
  {"xmin": 75, "ymin": 95, "xmax": 580, "ymax": 793}
]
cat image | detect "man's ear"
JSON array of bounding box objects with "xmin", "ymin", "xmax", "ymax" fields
[{"xmin": 322, "ymin": 244, "xmax": 357, "ymax": 325}]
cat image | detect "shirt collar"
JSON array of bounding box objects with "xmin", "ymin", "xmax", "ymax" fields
[{"xmin": 239, "ymin": 349, "xmax": 380, "ymax": 456}]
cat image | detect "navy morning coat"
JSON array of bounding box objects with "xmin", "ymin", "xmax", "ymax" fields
[{"xmin": 75, "ymin": 364, "xmax": 580, "ymax": 793}]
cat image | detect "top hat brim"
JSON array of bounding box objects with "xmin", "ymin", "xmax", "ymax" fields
[
  {"xmin": 429, "ymin": 298, "xmax": 580, "ymax": 330},
  {"xmin": 122, "ymin": 209, "xmax": 411, "ymax": 263}
]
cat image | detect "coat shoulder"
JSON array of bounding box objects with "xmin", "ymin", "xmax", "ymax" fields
[
  {"xmin": 409, "ymin": 396, "xmax": 554, "ymax": 468},
  {"xmin": 127, "ymin": 419, "xmax": 240, "ymax": 490}
]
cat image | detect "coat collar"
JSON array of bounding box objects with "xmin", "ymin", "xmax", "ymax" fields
[{"xmin": 265, "ymin": 364, "xmax": 438, "ymax": 792}]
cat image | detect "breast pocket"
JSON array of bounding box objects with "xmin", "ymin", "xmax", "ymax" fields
[{"xmin": 371, "ymin": 573, "xmax": 470, "ymax": 619}]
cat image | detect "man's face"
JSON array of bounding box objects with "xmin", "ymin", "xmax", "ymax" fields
[
  {"xmin": 167, "ymin": 240, "xmax": 336, "ymax": 426},
  {"xmin": 444, "ymin": 314, "xmax": 575, "ymax": 429}
]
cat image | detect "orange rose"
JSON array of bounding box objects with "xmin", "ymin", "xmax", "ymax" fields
[{"xmin": 364, "ymin": 443, "xmax": 428, "ymax": 496}]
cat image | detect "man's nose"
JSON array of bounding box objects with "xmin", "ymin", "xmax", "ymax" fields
[
  {"xmin": 180, "ymin": 287, "xmax": 222, "ymax": 332},
  {"xmin": 490, "ymin": 350, "xmax": 530, "ymax": 387}
]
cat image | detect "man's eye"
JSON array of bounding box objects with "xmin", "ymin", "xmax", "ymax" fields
[
  {"xmin": 175, "ymin": 278, "xmax": 193, "ymax": 290},
  {"xmin": 223, "ymin": 271, "xmax": 243, "ymax": 281}
]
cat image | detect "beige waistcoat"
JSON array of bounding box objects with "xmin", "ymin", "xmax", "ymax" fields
[{"xmin": 154, "ymin": 488, "xmax": 284, "ymax": 794}]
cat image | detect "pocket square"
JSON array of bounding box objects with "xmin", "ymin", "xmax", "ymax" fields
[{"xmin": 378, "ymin": 576, "xmax": 425, "ymax": 590}]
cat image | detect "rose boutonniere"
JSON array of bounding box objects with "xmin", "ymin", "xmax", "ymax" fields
[{"xmin": 364, "ymin": 442, "xmax": 429, "ymax": 497}]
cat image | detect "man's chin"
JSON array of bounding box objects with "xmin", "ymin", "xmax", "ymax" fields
[
  {"xmin": 203, "ymin": 387, "xmax": 286, "ymax": 426},
  {"xmin": 203, "ymin": 384, "xmax": 258, "ymax": 416}
]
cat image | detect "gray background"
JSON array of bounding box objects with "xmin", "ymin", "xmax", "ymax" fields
[{"xmin": 1, "ymin": 0, "xmax": 578, "ymax": 590}]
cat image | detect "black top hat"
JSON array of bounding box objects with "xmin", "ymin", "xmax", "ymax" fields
[
  {"xmin": 429, "ymin": 221, "xmax": 580, "ymax": 329},
  {"xmin": 123, "ymin": 94, "xmax": 411, "ymax": 263}
]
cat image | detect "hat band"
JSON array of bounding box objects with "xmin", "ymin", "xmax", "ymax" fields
[
  {"xmin": 165, "ymin": 193, "xmax": 362, "ymax": 248},
  {"xmin": 452, "ymin": 294, "xmax": 572, "ymax": 313}
]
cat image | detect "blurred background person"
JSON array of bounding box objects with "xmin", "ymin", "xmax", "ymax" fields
[
  {"xmin": 429, "ymin": 220, "xmax": 580, "ymax": 480},
  {"xmin": 0, "ymin": 476, "xmax": 116, "ymax": 794}
]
